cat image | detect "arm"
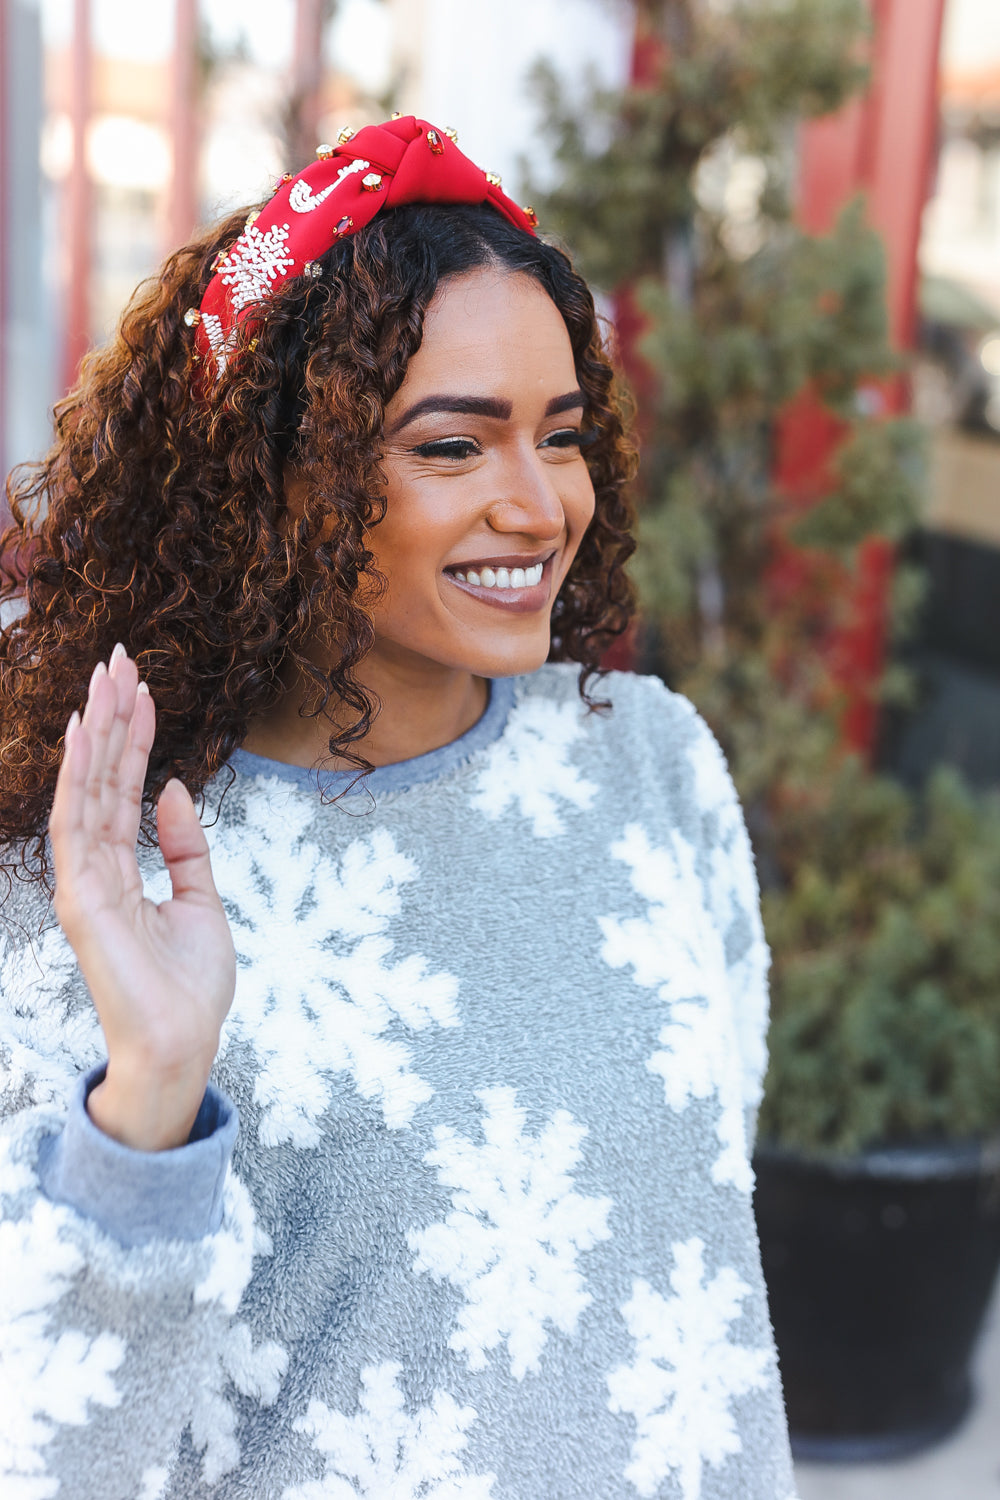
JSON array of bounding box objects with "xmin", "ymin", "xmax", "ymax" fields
[
  {"xmin": 1, "ymin": 651, "xmax": 285, "ymax": 1496},
  {"xmin": 689, "ymin": 715, "xmax": 771, "ymax": 1150}
]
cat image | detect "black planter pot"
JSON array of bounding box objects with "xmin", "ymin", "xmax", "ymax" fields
[{"xmin": 753, "ymin": 1137, "xmax": 1000, "ymax": 1462}]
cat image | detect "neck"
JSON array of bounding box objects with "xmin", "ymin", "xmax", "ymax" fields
[{"xmin": 241, "ymin": 646, "xmax": 490, "ymax": 771}]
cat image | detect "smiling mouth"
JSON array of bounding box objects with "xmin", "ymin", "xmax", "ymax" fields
[{"xmin": 443, "ymin": 551, "xmax": 556, "ymax": 609}]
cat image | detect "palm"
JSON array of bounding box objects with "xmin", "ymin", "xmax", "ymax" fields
[{"xmin": 50, "ymin": 652, "xmax": 236, "ymax": 1140}]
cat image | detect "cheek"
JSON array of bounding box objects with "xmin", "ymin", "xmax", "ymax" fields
[{"xmin": 568, "ymin": 469, "xmax": 597, "ymax": 541}]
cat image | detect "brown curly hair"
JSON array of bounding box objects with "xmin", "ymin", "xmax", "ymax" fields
[{"xmin": 0, "ymin": 201, "xmax": 636, "ymax": 882}]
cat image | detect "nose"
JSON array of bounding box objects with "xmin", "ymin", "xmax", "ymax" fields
[{"xmin": 484, "ymin": 443, "xmax": 565, "ymax": 542}]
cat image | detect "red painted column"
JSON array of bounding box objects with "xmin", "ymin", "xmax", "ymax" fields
[
  {"xmin": 777, "ymin": 0, "xmax": 946, "ymax": 755},
  {"xmin": 62, "ymin": 0, "xmax": 92, "ymax": 394},
  {"xmin": 167, "ymin": 0, "xmax": 200, "ymax": 255}
]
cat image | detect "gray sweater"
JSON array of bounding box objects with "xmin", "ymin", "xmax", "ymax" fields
[{"xmin": 1, "ymin": 665, "xmax": 797, "ymax": 1499}]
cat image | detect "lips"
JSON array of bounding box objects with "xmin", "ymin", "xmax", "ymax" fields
[{"xmin": 443, "ymin": 551, "xmax": 555, "ymax": 613}]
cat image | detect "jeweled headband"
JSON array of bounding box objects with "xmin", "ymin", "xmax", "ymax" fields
[{"xmin": 186, "ymin": 114, "xmax": 538, "ymax": 382}]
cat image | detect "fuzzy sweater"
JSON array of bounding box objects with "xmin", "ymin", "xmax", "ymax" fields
[{"xmin": 1, "ymin": 665, "xmax": 797, "ymax": 1500}]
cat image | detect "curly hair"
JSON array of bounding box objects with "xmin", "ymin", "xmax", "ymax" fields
[{"xmin": 0, "ymin": 202, "xmax": 636, "ymax": 883}]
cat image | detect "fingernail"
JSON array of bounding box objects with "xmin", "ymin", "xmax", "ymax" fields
[
  {"xmin": 110, "ymin": 642, "xmax": 126, "ymax": 666},
  {"xmin": 89, "ymin": 661, "xmax": 106, "ymax": 690},
  {"xmin": 137, "ymin": 680, "xmax": 150, "ymax": 696},
  {"xmin": 66, "ymin": 709, "xmax": 80, "ymax": 745}
]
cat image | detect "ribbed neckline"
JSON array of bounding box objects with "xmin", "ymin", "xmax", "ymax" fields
[{"xmin": 227, "ymin": 675, "xmax": 517, "ymax": 796}]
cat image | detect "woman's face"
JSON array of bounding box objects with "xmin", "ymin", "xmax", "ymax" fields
[{"xmin": 370, "ymin": 266, "xmax": 596, "ymax": 683}]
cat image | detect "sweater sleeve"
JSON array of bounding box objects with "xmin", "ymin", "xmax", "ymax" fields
[
  {"xmin": 39, "ymin": 1065, "xmax": 238, "ymax": 1246},
  {"xmin": 684, "ymin": 707, "xmax": 772, "ymax": 1150},
  {"xmin": 0, "ymin": 901, "xmax": 287, "ymax": 1499}
]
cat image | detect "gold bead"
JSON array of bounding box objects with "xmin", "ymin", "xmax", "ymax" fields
[
  {"xmin": 361, "ymin": 172, "xmax": 384, "ymax": 192},
  {"xmin": 426, "ymin": 129, "xmax": 444, "ymax": 156},
  {"xmin": 248, "ymin": 337, "xmax": 259, "ymax": 352},
  {"xmin": 336, "ymin": 125, "xmax": 356, "ymax": 144},
  {"xmin": 522, "ymin": 205, "xmax": 538, "ymax": 228},
  {"xmin": 183, "ymin": 308, "xmax": 201, "ymax": 327},
  {"xmin": 443, "ymin": 126, "xmax": 459, "ymax": 143},
  {"xmin": 316, "ymin": 142, "xmax": 335, "ymax": 160},
  {"xmin": 486, "ymin": 171, "xmax": 502, "ymax": 188},
  {"xmin": 245, "ymin": 211, "xmax": 258, "ymax": 232}
]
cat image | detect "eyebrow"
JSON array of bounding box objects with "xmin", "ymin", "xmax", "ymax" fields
[{"xmin": 388, "ymin": 388, "xmax": 586, "ymax": 434}]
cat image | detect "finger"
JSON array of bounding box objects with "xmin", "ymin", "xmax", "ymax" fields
[
  {"xmin": 156, "ymin": 778, "xmax": 221, "ymax": 909},
  {"xmin": 79, "ymin": 661, "xmax": 118, "ymax": 840},
  {"xmin": 109, "ymin": 678, "xmax": 155, "ymax": 850},
  {"xmin": 100, "ymin": 645, "xmax": 140, "ymax": 828},
  {"xmin": 49, "ymin": 710, "xmax": 92, "ymax": 881}
]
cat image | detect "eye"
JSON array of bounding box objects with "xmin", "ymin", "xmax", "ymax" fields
[
  {"xmin": 410, "ymin": 437, "xmax": 481, "ymax": 461},
  {"xmin": 540, "ymin": 427, "xmax": 594, "ymax": 450}
]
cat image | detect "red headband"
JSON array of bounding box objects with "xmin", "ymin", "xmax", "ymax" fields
[{"xmin": 188, "ymin": 115, "xmax": 538, "ymax": 382}]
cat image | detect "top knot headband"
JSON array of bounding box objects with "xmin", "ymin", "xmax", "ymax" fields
[{"xmin": 187, "ymin": 115, "xmax": 538, "ymax": 382}]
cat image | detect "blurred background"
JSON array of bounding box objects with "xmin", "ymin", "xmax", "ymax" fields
[{"xmin": 3, "ymin": 1, "xmax": 1000, "ymax": 1495}]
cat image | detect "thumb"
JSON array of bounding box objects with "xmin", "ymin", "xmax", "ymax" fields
[{"xmin": 156, "ymin": 778, "xmax": 219, "ymax": 906}]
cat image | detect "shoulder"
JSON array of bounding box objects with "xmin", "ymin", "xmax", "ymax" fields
[{"xmin": 516, "ymin": 665, "xmax": 734, "ymax": 805}]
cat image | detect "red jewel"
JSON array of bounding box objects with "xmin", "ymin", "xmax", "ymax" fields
[
  {"xmin": 331, "ymin": 215, "xmax": 354, "ymax": 239},
  {"xmin": 426, "ymin": 129, "xmax": 444, "ymax": 156},
  {"xmin": 522, "ymin": 205, "xmax": 538, "ymax": 228}
]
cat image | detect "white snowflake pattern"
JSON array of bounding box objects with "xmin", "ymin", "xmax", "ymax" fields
[
  {"xmin": 598, "ymin": 823, "xmax": 751, "ymax": 1191},
  {"xmin": 283, "ymin": 1362, "xmax": 495, "ymax": 1500},
  {"xmin": 144, "ymin": 793, "xmax": 461, "ymax": 1146},
  {"xmin": 687, "ymin": 732, "xmax": 771, "ymax": 1134},
  {"xmin": 470, "ymin": 697, "xmax": 597, "ymax": 837},
  {"xmin": 0, "ymin": 923, "xmax": 102, "ymax": 1112},
  {"xmin": 409, "ymin": 1086, "xmax": 612, "ymax": 1380},
  {"xmin": 607, "ymin": 1237, "xmax": 771, "ymax": 1500},
  {"xmin": 0, "ymin": 1140, "xmax": 124, "ymax": 1500},
  {"xmin": 220, "ymin": 222, "xmax": 296, "ymax": 313},
  {"xmin": 202, "ymin": 311, "xmax": 239, "ymax": 378}
]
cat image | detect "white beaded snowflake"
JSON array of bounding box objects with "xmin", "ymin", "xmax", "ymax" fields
[{"xmin": 220, "ymin": 223, "xmax": 296, "ymax": 314}]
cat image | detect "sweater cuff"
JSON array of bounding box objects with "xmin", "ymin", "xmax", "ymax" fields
[{"xmin": 38, "ymin": 1064, "xmax": 239, "ymax": 1247}]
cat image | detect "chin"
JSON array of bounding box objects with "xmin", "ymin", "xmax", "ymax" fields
[{"xmin": 458, "ymin": 631, "xmax": 553, "ymax": 680}]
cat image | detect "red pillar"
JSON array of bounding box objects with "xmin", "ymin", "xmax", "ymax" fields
[
  {"xmin": 167, "ymin": 0, "xmax": 200, "ymax": 255},
  {"xmin": 62, "ymin": 0, "xmax": 92, "ymax": 394},
  {"xmin": 777, "ymin": 0, "xmax": 946, "ymax": 755}
]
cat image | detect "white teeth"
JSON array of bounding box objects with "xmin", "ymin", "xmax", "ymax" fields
[{"xmin": 450, "ymin": 560, "xmax": 546, "ymax": 590}]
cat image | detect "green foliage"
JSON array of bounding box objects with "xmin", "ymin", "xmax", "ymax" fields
[
  {"xmin": 759, "ymin": 769, "xmax": 1000, "ymax": 1153},
  {"xmin": 528, "ymin": 0, "xmax": 1000, "ymax": 1152}
]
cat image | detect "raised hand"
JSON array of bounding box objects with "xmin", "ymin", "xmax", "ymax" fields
[{"xmin": 49, "ymin": 646, "xmax": 236, "ymax": 1151}]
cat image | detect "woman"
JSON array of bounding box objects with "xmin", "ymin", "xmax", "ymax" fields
[{"xmin": 0, "ymin": 117, "xmax": 796, "ymax": 1498}]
